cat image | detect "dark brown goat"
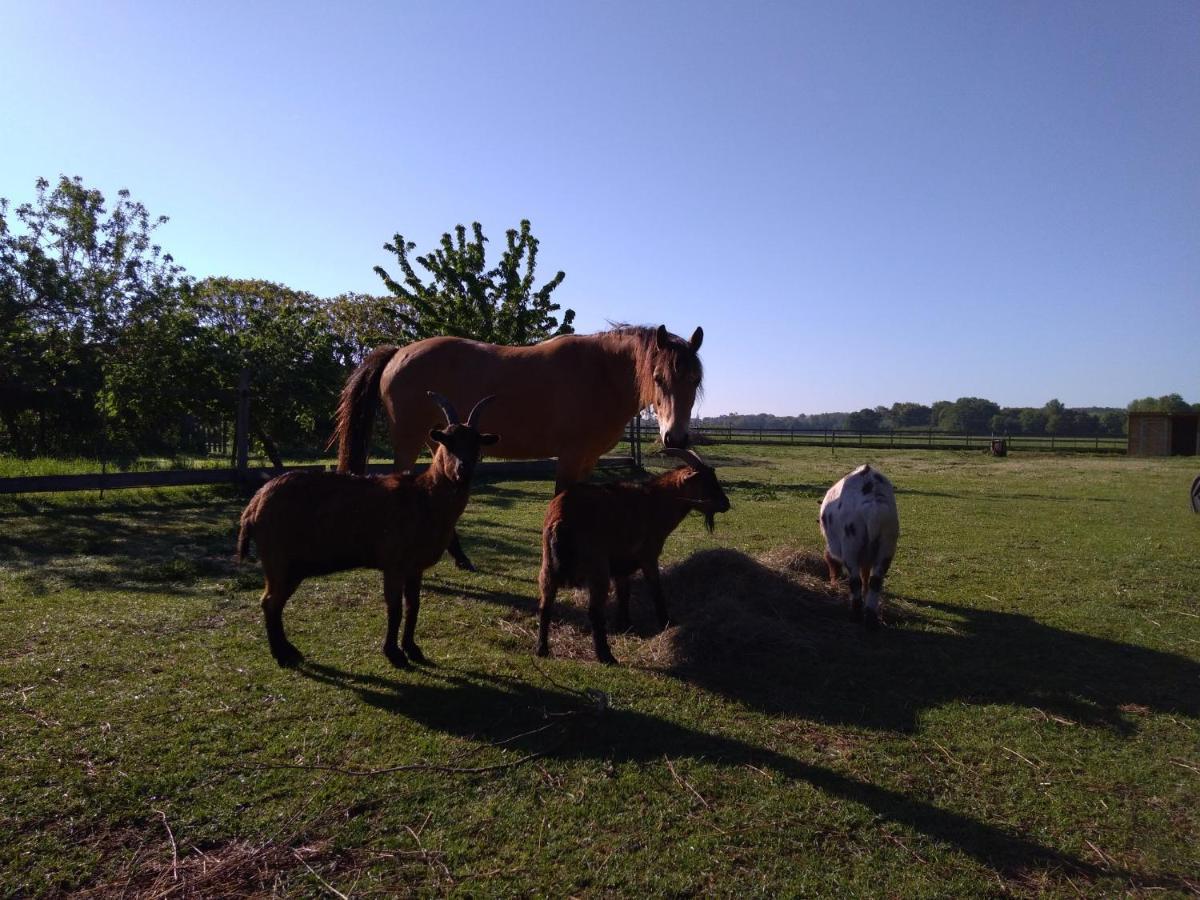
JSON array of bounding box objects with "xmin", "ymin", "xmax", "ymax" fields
[
  {"xmin": 237, "ymin": 393, "xmax": 498, "ymax": 668},
  {"xmin": 537, "ymin": 448, "xmax": 731, "ymax": 664}
]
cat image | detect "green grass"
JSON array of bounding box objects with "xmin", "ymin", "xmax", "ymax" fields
[{"xmin": 1, "ymin": 448, "xmax": 1197, "ymax": 896}]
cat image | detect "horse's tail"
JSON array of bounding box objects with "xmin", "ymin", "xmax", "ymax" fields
[
  {"xmin": 236, "ymin": 500, "xmax": 256, "ymax": 563},
  {"xmin": 328, "ymin": 345, "xmax": 400, "ymax": 474}
]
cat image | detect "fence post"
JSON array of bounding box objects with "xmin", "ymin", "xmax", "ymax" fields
[{"xmin": 234, "ymin": 368, "xmax": 251, "ymax": 482}]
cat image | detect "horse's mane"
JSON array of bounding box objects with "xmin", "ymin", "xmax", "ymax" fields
[{"xmin": 595, "ymin": 323, "xmax": 703, "ymax": 408}]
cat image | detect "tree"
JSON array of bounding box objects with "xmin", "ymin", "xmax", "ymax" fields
[
  {"xmin": 846, "ymin": 408, "xmax": 883, "ymax": 431},
  {"xmin": 323, "ymin": 292, "xmax": 409, "ymax": 367},
  {"xmin": 374, "ymin": 220, "xmax": 574, "ymax": 346},
  {"xmin": 1128, "ymin": 393, "xmax": 1192, "ymax": 413},
  {"xmin": 0, "ymin": 175, "xmax": 187, "ymax": 455},
  {"xmin": 193, "ymin": 278, "xmax": 343, "ymax": 467},
  {"xmin": 890, "ymin": 402, "xmax": 933, "ymax": 429},
  {"xmin": 936, "ymin": 397, "xmax": 1000, "ymax": 433}
]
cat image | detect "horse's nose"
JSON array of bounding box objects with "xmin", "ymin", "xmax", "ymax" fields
[{"xmin": 663, "ymin": 431, "xmax": 690, "ymax": 449}]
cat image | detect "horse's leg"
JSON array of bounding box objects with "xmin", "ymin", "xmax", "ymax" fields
[{"xmin": 554, "ymin": 456, "xmax": 596, "ymax": 496}]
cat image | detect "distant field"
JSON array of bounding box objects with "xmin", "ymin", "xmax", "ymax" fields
[{"xmin": 1, "ymin": 447, "xmax": 1197, "ymax": 895}]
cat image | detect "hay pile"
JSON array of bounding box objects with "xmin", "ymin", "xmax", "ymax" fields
[
  {"xmin": 635, "ymin": 547, "xmax": 847, "ymax": 671},
  {"xmin": 541, "ymin": 546, "xmax": 854, "ymax": 669}
]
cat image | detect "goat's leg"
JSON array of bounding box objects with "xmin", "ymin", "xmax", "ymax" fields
[
  {"xmin": 864, "ymin": 554, "xmax": 892, "ymax": 631},
  {"xmin": 401, "ymin": 574, "xmax": 427, "ymax": 663},
  {"xmin": 262, "ymin": 572, "xmax": 303, "ymax": 666},
  {"xmin": 613, "ymin": 576, "xmax": 633, "ymax": 632},
  {"xmin": 587, "ymin": 576, "xmax": 617, "ymax": 665},
  {"xmin": 824, "ymin": 550, "xmax": 842, "ymax": 584},
  {"xmin": 382, "ymin": 569, "xmax": 410, "ymax": 668},
  {"xmin": 642, "ymin": 563, "xmax": 672, "ymax": 629},
  {"xmin": 536, "ymin": 567, "xmax": 557, "ymax": 657},
  {"xmin": 847, "ymin": 571, "xmax": 864, "ymax": 622}
]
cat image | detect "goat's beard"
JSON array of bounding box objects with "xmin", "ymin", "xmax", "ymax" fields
[{"xmin": 703, "ymin": 511, "xmax": 716, "ymax": 534}]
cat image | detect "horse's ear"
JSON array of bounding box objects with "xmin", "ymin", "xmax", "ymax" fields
[
  {"xmin": 655, "ymin": 325, "xmax": 669, "ymax": 349},
  {"xmin": 689, "ymin": 327, "xmax": 703, "ymax": 351},
  {"xmin": 429, "ymin": 428, "xmax": 447, "ymax": 446}
]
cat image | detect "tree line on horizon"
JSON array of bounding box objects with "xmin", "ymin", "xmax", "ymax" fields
[
  {"xmin": 699, "ymin": 394, "xmax": 1199, "ymax": 438},
  {"xmin": 2, "ymin": 176, "xmax": 1194, "ymax": 461}
]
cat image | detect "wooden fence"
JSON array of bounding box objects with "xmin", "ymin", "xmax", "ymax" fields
[{"xmin": 686, "ymin": 426, "xmax": 1125, "ymax": 454}]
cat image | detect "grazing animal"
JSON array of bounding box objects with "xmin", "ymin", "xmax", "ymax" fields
[
  {"xmin": 818, "ymin": 464, "xmax": 899, "ymax": 630},
  {"xmin": 237, "ymin": 393, "xmax": 498, "ymax": 668},
  {"xmin": 536, "ymin": 447, "xmax": 731, "ymax": 665},
  {"xmin": 1191, "ymin": 474, "xmax": 1200, "ymax": 513},
  {"xmin": 330, "ymin": 324, "xmax": 705, "ymax": 570}
]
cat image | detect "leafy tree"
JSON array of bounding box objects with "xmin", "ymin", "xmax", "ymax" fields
[
  {"xmin": 845, "ymin": 408, "xmax": 883, "ymax": 431},
  {"xmin": 936, "ymin": 397, "xmax": 1000, "ymax": 433},
  {"xmin": 1127, "ymin": 393, "xmax": 1192, "ymax": 413},
  {"xmin": 890, "ymin": 402, "xmax": 933, "ymax": 428},
  {"xmin": 374, "ymin": 220, "xmax": 574, "ymax": 345},
  {"xmin": 323, "ymin": 291, "xmax": 409, "ymax": 367},
  {"xmin": 0, "ymin": 175, "xmax": 186, "ymax": 455},
  {"xmin": 193, "ymin": 278, "xmax": 343, "ymax": 467}
]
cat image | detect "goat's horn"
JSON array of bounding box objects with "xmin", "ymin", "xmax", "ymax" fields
[
  {"xmin": 465, "ymin": 395, "xmax": 496, "ymax": 429},
  {"xmin": 662, "ymin": 446, "xmax": 708, "ymax": 469},
  {"xmin": 426, "ymin": 391, "xmax": 460, "ymax": 425}
]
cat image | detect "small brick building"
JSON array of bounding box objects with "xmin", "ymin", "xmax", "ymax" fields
[{"xmin": 1127, "ymin": 412, "xmax": 1199, "ymax": 456}]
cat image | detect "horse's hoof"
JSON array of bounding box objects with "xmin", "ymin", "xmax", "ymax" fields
[
  {"xmin": 272, "ymin": 644, "xmax": 304, "ymax": 667},
  {"xmin": 403, "ymin": 644, "xmax": 428, "ymax": 665},
  {"xmin": 535, "ymin": 645, "xmax": 550, "ymax": 658},
  {"xmin": 864, "ymin": 609, "xmax": 881, "ymax": 631},
  {"xmin": 596, "ymin": 653, "xmax": 619, "ymax": 666},
  {"xmin": 385, "ymin": 647, "xmax": 411, "ymax": 669}
]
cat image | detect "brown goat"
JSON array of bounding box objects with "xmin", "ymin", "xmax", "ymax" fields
[
  {"xmin": 237, "ymin": 393, "xmax": 498, "ymax": 668},
  {"xmin": 537, "ymin": 448, "xmax": 731, "ymax": 665}
]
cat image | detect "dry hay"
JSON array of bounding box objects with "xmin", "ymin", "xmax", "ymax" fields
[
  {"xmin": 636, "ymin": 547, "xmax": 847, "ymax": 671},
  {"xmin": 542, "ymin": 546, "xmax": 874, "ymax": 669}
]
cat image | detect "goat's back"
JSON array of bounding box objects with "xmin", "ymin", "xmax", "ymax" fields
[
  {"xmin": 542, "ymin": 481, "xmax": 653, "ymax": 582},
  {"xmin": 819, "ymin": 465, "xmax": 899, "ymax": 565}
]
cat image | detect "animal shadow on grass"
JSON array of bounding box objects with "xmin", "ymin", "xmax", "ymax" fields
[
  {"xmin": 295, "ymin": 661, "xmax": 1185, "ymax": 889},
  {"xmin": 644, "ymin": 549, "xmax": 1199, "ymax": 735}
]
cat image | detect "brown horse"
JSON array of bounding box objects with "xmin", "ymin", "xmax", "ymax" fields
[{"xmin": 331, "ymin": 324, "xmax": 705, "ymax": 568}]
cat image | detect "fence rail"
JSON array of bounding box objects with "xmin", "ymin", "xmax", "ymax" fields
[{"xmin": 685, "ymin": 426, "xmax": 1126, "ymax": 453}]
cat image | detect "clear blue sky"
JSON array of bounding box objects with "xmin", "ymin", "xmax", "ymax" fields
[{"xmin": 3, "ymin": 1, "xmax": 1197, "ymax": 416}]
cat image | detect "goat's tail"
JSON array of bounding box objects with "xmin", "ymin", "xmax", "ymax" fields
[
  {"xmin": 546, "ymin": 521, "xmax": 572, "ymax": 578},
  {"xmin": 328, "ymin": 345, "xmax": 400, "ymax": 474}
]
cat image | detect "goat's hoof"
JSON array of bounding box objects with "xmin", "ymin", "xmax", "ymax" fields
[
  {"xmin": 535, "ymin": 645, "xmax": 550, "ymax": 658},
  {"xmin": 596, "ymin": 652, "xmax": 619, "ymax": 666},
  {"xmin": 454, "ymin": 557, "xmax": 477, "ymax": 573},
  {"xmin": 384, "ymin": 647, "xmax": 411, "ymax": 669},
  {"xmin": 864, "ymin": 609, "xmax": 881, "ymax": 631},
  {"xmin": 271, "ymin": 643, "xmax": 304, "ymax": 667},
  {"xmin": 403, "ymin": 644, "xmax": 428, "ymax": 665}
]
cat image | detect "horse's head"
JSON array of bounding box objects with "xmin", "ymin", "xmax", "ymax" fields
[{"xmin": 650, "ymin": 324, "xmax": 704, "ymax": 449}]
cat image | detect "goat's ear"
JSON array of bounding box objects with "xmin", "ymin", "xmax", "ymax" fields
[
  {"xmin": 478, "ymin": 433, "xmax": 500, "ymax": 446},
  {"xmin": 429, "ymin": 428, "xmax": 447, "ymax": 446}
]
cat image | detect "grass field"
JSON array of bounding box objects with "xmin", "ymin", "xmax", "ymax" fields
[{"xmin": 2, "ymin": 447, "xmax": 1198, "ymax": 896}]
